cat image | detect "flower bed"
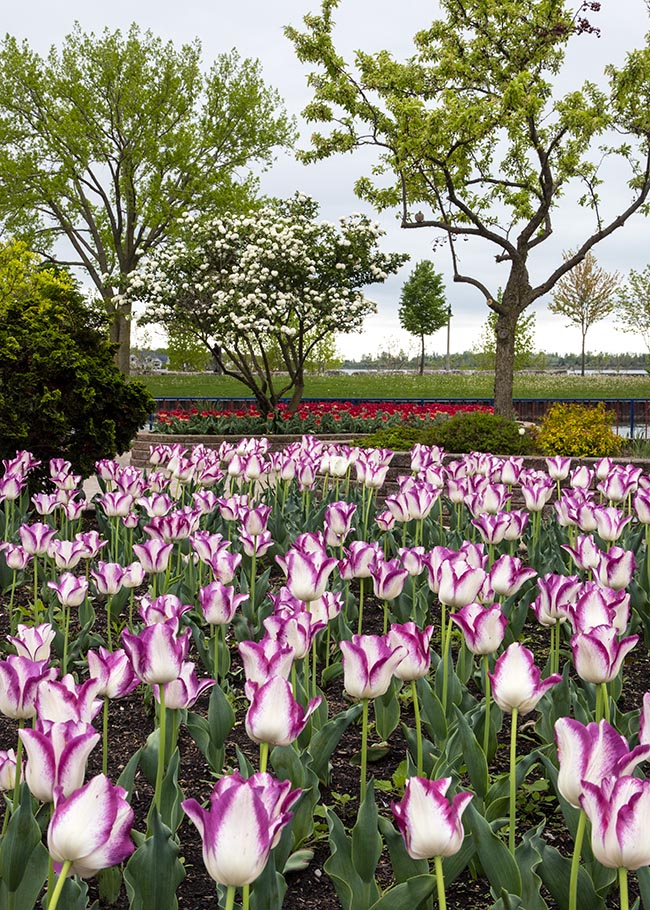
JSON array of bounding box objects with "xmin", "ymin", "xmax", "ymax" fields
[
  {"xmin": 152, "ymin": 399, "xmax": 492, "ymax": 435},
  {"xmin": 1, "ymin": 440, "xmax": 650, "ymax": 909}
]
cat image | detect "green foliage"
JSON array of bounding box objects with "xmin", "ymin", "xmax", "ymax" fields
[
  {"xmin": 0, "ymin": 241, "xmax": 153, "ymax": 478},
  {"xmin": 286, "ymin": 0, "xmax": 650, "ymax": 415},
  {"xmin": 166, "ymin": 327, "xmax": 211, "ymax": 372},
  {"xmin": 616, "ymin": 264, "xmax": 650, "ymax": 353},
  {"xmin": 357, "ymin": 412, "xmax": 536, "ymax": 455},
  {"xmin": 473, "ymin": 310, "xmax": 545, "ymax": 372},
  {"xmin": 398, "ymin": 261, "xmax": 448, "ymax": 374},
  {"xmin": 0, "ymin": 23, "xmax": 295, "ymax": 370},
  {"xmin": 537, "ymin": 402, "xmax": 623, "ymax": 457}
]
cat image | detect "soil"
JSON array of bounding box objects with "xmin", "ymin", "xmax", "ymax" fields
[{"xmin": 1, "ymin": 573, "xmax": 649, "ymax": 909}]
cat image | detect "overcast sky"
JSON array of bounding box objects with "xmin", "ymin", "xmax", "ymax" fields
[{"xmin": 5, "ymin": 0, "xmax": 650, "ymax": 360}]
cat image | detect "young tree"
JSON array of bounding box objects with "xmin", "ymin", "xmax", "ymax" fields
[
  {"xmin": 0, "ymin": 24, "xmax": 295, "ymax": 373},
  {"xmin": 617, "ymin": 266, "xmax": 650, "ymax": 361},
  {"xmin": 549, "ymin": 252, "xmax": 620, "ymax": 375},
  {"xmin": 0, "ymin": 241, "xmax": 153, "ymax": 479},
  {"xmin": 130, "ymin": 194, "xmax": 406, "ymax": 414},
  {"xmin": 287, "ymin": 0, "xmax": 650, "ymax": 416},
  {"xmin": 473, "ymin": 312, "xmax": 545, "ymax": 372},
  {"xmin": 398, "ymin": 261, "xmax": 448, "ymax": 375}
]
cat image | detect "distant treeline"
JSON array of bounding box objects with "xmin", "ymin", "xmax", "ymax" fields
[{"xmin": 343, "ymin": 350, "xmax": 650, "ymax": 371}]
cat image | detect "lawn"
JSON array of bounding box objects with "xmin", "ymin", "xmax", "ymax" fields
[{"xmin": 137, "ymin": 370, "xmax": 650, "ymax": 400}]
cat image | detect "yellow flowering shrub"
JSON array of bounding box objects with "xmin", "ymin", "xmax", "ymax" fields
[{"xmin": 537, "ymin": 402, "xmax": 623, "ymax": 457}]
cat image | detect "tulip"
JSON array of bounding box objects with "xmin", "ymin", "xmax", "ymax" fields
[
  {"xmin": 0, "ymin": 749, "xmax": 19, "ymax": 792},
  {"xmin": 19, "ymin": 521, "xmax": 58, "ymax": 556},
  {"xmin": 323, "ymin": 500, "xmax": 357, "ymax": 547},
  {"xmin": 571, "ymin": 625, "xmax": 638, "ymax": 721},
  {"xmin": 489, "ymin": 555, "xmax": 536, "ymax": 599},
  {"xmin": 132, "ymin": 539, "xmax": 174, "ymax": 586},
  {"xmin": 593, "ymin": 546, "xmax": 636, "ymax": 591},
  {"xmin": 19, "ymin": 719, "xmax": 100, "ymax": 803},
  {"xmin": 340, "ymin": 633, "xmax": 406, "ymax": 800},
  {"xmin": 36, "ymin": 676, "xmax": 103, "ymax": 725},
  {"xmin": 490, "ymin": 642, "xmax": 562, "ymax": 853},
  {"xmin": 182, "ymin": 771, "xmax": 300, "ymax": 896},
  {"xmin": 139, "ymin": 593, "xmax": 192, "ymax": 628},
  {"xmin": 0, "ymin": 655, "xmax": 57, "ymax": 720},
  {"xmin": 238, "ymin": 637, "xmax": 295, "ymax": 686},
  {"xmin": 48, "ymin": 539, "xmax": 87, "ymax": 571},
  {"xmin": 370, "ymin": 558, "xmax": 409, "ymax": 633},
  {"xmin": 47, "ymin": 775, "xmax": 134, "ymax": 908},
  {"xmin": 87, "ymin": 647, "xmax": 139, "ymax": 701},
  {"xmin": 121, "ymin": 622, "xmax": 190, "ymax": 686},
  {"xmin": 471, "ymin": 512, "xmax": 512, "ymax": 547},
  {"xmin": 154, "ymin": 661, "xmax": 215, "ymax": 710},
  {"xmin": 570, "ymin": 465, "xmax": 594, "ymax": 490},
  {"xmin": 531, "ymin": 572, "xmax": 582, "ymax": 675},
  {"xmin": 580, "ymin": 775, "xmax": 650, "ymax": 910},
  {"xmin": 8, "ymin": 622, "xmax": 56, "ymax": 663},
  {"xmin": 567, "ymin": 583, "xmax": 630, "ymax": 635},
  {"xmin": 545, "ymin": 455, "xmax": 572, "ymax": 481},
  {"xmin": 593, "ymin": 506, "xmax": 633, "ymax": 544},
  {"xmin": 556, "ymin": 716, "xmax": 650, "ymax": 910},
  {"xmin": 388, "ymin": 622, "xmax": 434, "ymax": 776},
  {"xmin": 562, "ymin": 534, "xmax": 602, "ymax": 573},
  {"xmin": 392, "ymin": 776, "xmax": 472, "ymax": 910},
  {"xmin": 277, "ymin": 545, "xmax": 338, "ymax": 605},
  {"xmin": 244, "ymin": 675, "xmax": 321, "ymax": 764}
]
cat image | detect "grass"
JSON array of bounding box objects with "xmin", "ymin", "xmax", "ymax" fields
[{"xmin": 137, "ymin": 370, "xmax": 650, "ymax": 401}]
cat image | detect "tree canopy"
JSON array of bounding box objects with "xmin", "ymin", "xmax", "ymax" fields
[
  {"xmin": 398, "ymin": 261, "xmax": 448, "ymax": 375},
  {"xmin": 287, "ymin": 0, "xmax": 650, "ymax": 415},
  {"xmin": 0, "ymin": 241, "xmax": 153, "ymax": 478},
  {"xmin": 550, "ymin": 251, "xmax": 620, "ymax": 375},
  {"xmin": 130, "ymin": 193, "xmax": 407, "ymax": 414},
  {"xmin": 0, "ymin": 23, "xmax": 295, "ymax": 371},
  {"xmin": 617, "ymin": 265, "xmax": 650, "ymax": 357}
]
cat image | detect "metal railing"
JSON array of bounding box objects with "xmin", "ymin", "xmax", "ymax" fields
[{"xmin": 151, "ymin": 397, "xmax": 650, "ymax": 438}]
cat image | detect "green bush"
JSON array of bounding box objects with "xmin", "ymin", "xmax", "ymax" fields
[
  {"xmin": 536, "ymin": 402, "xmax": 622, "ymax": 457},
  {"xmin": 356, "ymin": 411, "xmax": 536, "ymax": 455},
  {"xmin": 0, "ymin": 242, "xmax": 154, "ymax": 479}
]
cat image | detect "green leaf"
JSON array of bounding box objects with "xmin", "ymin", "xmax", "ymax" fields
[
  {"xmin": 465, "ymin": 801, "xmax": 521, "ymax": 897},
  {"xmin": 0, "ymin": 784, "xmax": 44, "ymax": 893},
  {"xmin": 351, "ymin": 782, "xmax": 383, "ymax": 884},
  {"xmin": 530, "ymin": 833, "xmax": 605, "ymax": 910},
  {"xmin": 307, "ymin": 703, "xmax": 362, "ymax": 783},
  {"xmin": 374, "ymin": 678, "xmax": 401, "ymax": 740},
  {"xmin": 454, "ymin": 705, "xmax": 489, "ymax": 800},
  {"xmin": 117, "ymin": 748, "xmax": 142, "ymax": 801},
  {"xmin": 124, "ymin": 809, "xmax": 185, "ymax": 910},
  {"xmin": 324, "ymin": 807, "xmax": 381, "ymax": 910},
  {"xmin": 377, "ymin": 815, "xmax": 428, "ymax": 885},
  {"xmin": 368, "ymin": 874, "xmax": 438, "ymax": 910},
  {"xmin": 0, "ymin": 841, "xmax": 48, "ymax": 910},
  {"xmin": 416, "ymin": 676, "xmax": 447, "ymax": 743}
]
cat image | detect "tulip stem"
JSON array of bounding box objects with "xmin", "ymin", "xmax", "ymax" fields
[
  {"xmin": 249, "ymin": 551, "xmax": 257, "ymax": 615},
  {"xmin": 434, "ymin": 855, "xmax": 446, "ymax": 910},
  {"xmin": 411, "ymin": 680, "xmax": 423, "ymax": 777},
  {"xmin": 601, "ymin": 683, "xmax": 610, "ymax": 723},
  {"xmin": 242, "ymin": 883, "xmax": 250, "ymax": 910},
  {"xmin": 441, "ymin": 614, "xmax": 452, "ymax": 714},
  {"xmin": 508, "ymin": 707, "xmax": 519, "ymax": 855},
  {"xmin": 357, "ymin": 578, "xmax": 365, "ymax": 635},
  {"xmin": 482, "ymin": 654, "xmax": 491, "ymax": 759},
  {"xmin": 106, "ymin": 596, "xmax": 113, "ymax": 650},
  {"xmin": 311, "ymin": 638, "xmax": 318, "ymax": 699},
  {"xmin": 213, "ymin": 625, "xmax": 220, "ymax": 681},
  {"xmin": 619, "ymin": 867, "xmax": 629, "ymax": 910},
  {"xmin": 155, "ymin": 684, "xmax": 167, "ymax": 811},
  {"xmin": 259, "ymin": 741, "xmax": 269, "ymax": 774},
  {"xmin": 569, "ymin": 809, "xmax": 587, "ymax": 910},
  {"xmin": 12, "ymin": 721, "xmax": 24, "ymax": 813},
  {"xmin": 224, "ymin": 885, "xmax": 236, "ymax": 910},
  {"xmin": 61, "ymin": 602, "xmax": 70, "ymax": 676},
  {"xmin": 47, "ymin": 860, "xmax": 72, "ymax": 910},
  {"xmin": 102, "ymin": 696, "xmax": 109, "ymax": 776},
  {"xmin": 360, "ymin": 698, "xmax": 369, "ymax": 803}
]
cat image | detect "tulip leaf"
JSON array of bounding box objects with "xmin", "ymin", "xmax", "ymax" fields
[
  {"xmin": 237, "ymin": 746, "xmax": 255, "ymax": 778},
  {"xmin": 375, "ymin": 679, "xmax": 401, "ymax": 741},
  {"xmin": 402, "ymin": 726, "xmax": 436, "ymax": 778},
  {"xmin": 270, "ymin": 745, "xmax": 320, "ymax": 856},
  {"xmin": 515, "ymin": 824, "xmax": 550, "ymax": 910},
  {"xmin": 307, "ymin": 703, "xmax": 362, "ymax": 784},
  {"xmin": 529, "ymin": 833, "xmax": 605, "ymax": 910},
  {"xmin": 0, "ymin": 841, "xmax": 47, "ymax": 910},
  {"xmin": 186, "ymin": 682, "xmax": 234, "ymax": 774},
  {"xmin": 117, "ymin": 747, "xmax": 142, "ymax": 802},
  {"xmin": 53, "ymin": 875, "xmax": 89, "ymax": 910},
  {"xmin": 416, "ymin": 677, "xmax": 447, "ymax": 743},
  {"xmin": 147, "ymin": 748, "xmax": 184, "ymax": 833},
  {"xmin": 636, "ymin": 865, "xmax": 650, "ymax": 908},
  {"xmin": 250, "ymin": 852, "xmax": 287, "ymax": 910},
  {"xmin": 124, "ymin": 809, "xmax": 185, "ymax": 910},
  {"xmin": 139, "ymin": 728, "xmax": 160, "ymax": 787},
  {"xmin": 282, "ymin": 848, "xmax": 314, "ymax": 873},
  {"xmin": 377, "ymin": 815, "xmax": 428, "ymax": 884},
  {"xmin": 453, "ymin": 705, "xmax": 489, "ymax": 800},
  {"xmin": 485, "ymin": 753, "xmax": 539, "ymax": 818},
  {"xmin": 465, "ymin": 801, "xmax": 521, "ymax": 897},
  {"xmin": 323, "ymin": 806, "xmax": 381, "ymax": 910},
  {"xmin": 0, "ymin": 784, "xmax": 45, "ymax": 893},
  {"xmin": 351, "ymin": 782, "xmax": 382, "ymax": 884},
  {"xmin": 367, "ymin": 873, "xmax": 438, "ymax": 910},
  {"xmin": 488, "ymin": 892, "xmax": 528, "ymax": 910}
]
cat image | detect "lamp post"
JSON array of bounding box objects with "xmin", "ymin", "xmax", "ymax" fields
[{"xmin": 446, "ymin": 305, "xmax": 452, "ymax": 371}]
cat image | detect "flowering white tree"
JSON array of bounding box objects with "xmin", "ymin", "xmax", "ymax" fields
[{"xmin": 131, "ymin": 194, "xmax": 407, "ymax": 414}]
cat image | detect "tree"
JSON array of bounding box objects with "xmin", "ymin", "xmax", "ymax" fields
[
  {"xmin": 617, "ymin": 266, "xmax": 650, "ymax": 361},
  {"xmin": 131, "ymin": 194, "xmax": 406, "ymax": 414},
  {"xmin": 0, "ymin": 241, "xmax": 153, "ymax": 479},
  {"xmin": 0, "ymin": 24, "xmax": 295, "ymax": 373},
  {"xmin": 473, "ymin": 311, "xmax": 545, "ymax": 372},
  {"xmin": 286, "ymin": 0, "xmax": 650, "ymax": 416},
  {"xmin": 398, "ymin": 261, "xmax": 448, "ymax": 375},
  {"xmin": 549, "ymin": 251, "xmax": 620, "ymax": 375}
]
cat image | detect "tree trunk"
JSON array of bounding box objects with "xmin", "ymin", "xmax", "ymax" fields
[
  {"xmin": 493, "ymin": 308, "xmax": 518, "ymax": 417},
  {"xmin": 419, "ymin": 335, "xmax": 425, "ymax": 375},
  {"xmin": 581, "ymin": 332, "xmax": 586, "ymax": 376},
  {"xmin": 287, "ymin": 369, "xmax": 305, "ymax": 415}
]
